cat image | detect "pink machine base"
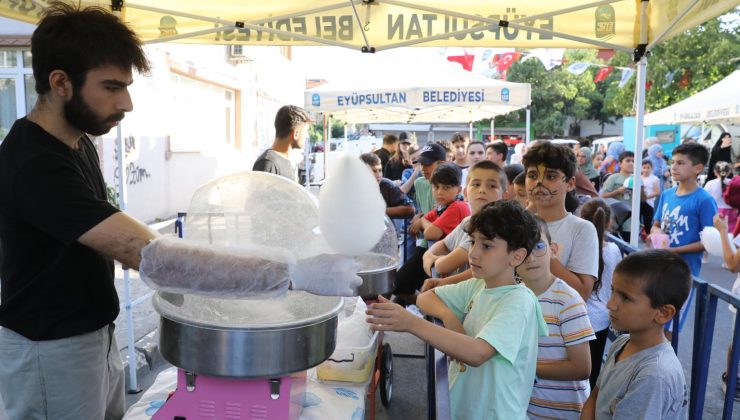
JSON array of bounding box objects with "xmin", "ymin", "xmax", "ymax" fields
[{"xmin": 152, "ymin": 369, "xmax": 306, "ymax": 420}]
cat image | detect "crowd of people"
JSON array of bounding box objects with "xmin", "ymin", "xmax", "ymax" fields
[{"xmin": 362, "ymin": 131, "xmax": 740, "ymax": 419}]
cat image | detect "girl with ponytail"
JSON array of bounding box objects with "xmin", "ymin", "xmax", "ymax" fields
[{"xmin": 580, "ymin": 198, "xmax": 623, "ymax": 389}]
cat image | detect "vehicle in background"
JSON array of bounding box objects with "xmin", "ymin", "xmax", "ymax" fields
[{"xmin": 592, "ymin": 136, "xmax": 623, "ymax": 156}]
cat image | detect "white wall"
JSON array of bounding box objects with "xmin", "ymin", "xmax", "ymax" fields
[{"xmin": 98, "ymin": 44, "xmax": 304, "ymax": 223}]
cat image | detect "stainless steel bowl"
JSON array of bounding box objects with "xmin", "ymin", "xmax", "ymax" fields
[
  {"xmin": 356, "ymin": 253, "xmax": 399, "ymax": 297},
  {"xmin": 154, "ymin": 291, "xmax": 343, "ymax": 378}
]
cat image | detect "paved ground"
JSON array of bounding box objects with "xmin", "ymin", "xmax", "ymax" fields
[{"xmin": 117, "ymin": 252, "xmax": 740, "ymax": 419}]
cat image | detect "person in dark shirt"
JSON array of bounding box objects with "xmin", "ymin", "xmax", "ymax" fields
[
  {"xmin": 0, "ymin": 4, "xmax": 160, "ymax": 419},
  {"xmin": 252, "ymin": 105, "xmax": 312, "ymax": 182},
  {"xmin": 384, "ymin": 131, "xmax": 413, "ymax": 181},
  {"xmin": 374, "ymin": 133, "xmax": 399, "ymax": 169},
  {"xmin": 360, "ymin": 153, "xmax": 415, "ymax": 218}
]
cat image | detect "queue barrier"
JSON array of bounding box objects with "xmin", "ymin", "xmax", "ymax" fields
[
  {"xmin": 426, "ymin": 316, "xmax": 451, "ymax": 420},
  {"xmin": 607, "ymin": 234, "xmax": 740, "ymax": 420}
]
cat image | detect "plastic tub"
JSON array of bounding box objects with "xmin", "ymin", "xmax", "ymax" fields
[{"xmin": 317, "ymin": 331, "xmax": 379, "ymax": 383}]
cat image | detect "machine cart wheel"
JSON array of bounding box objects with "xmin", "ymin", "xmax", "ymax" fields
[{"xmin": 379, "ymin": 342, "xmax": 393, "ymax": 406}]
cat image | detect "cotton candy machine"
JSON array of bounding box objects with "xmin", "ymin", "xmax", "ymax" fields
[
  {"xmin": 146, "ymin": 169, "xmax": 394, "ymax": 419},
  {"xmin": 152, "ymin": 291, "xmax": 342, "ymax": 420},
  {"xmin": 355, "ymin": 217, "xmax": 400, "ymax": 297}
]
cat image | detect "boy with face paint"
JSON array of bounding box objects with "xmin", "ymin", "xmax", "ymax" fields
[{"xmin": 522, "ymin": 142, "xmax": 599, "ymax": 302}]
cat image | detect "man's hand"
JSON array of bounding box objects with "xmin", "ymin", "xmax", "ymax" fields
[
  {"xmin": 291, "ymin": 254, "xmax": 362, "ymax": 296},
  {"xmin": 421, "ymin": 278, "xmax": 446, "ymax": 293},
  {"xmin": 366, "ymin": 296, "xmax": 421, "ymax": 333}
]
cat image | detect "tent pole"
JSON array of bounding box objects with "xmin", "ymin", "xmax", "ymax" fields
[
  {"xmin": 469, "ymin": 122, "xmax": 473, "ymax": 141},
  {"xmin": 324, "ymin": 114, "xmax": 329, "ymax": 181},
  {"xmin": 115, "ymin": 125, "xmax": 139, "ymax": 394},
  {"xmin": 490, "ymin": 118, "xmax": 494, "ymax": 142},
  {"xmin": 525, "ymin": 107, "xmax": 531, "ymax": 145},
  {"xmin": 343, "ymin": 123, "xmax": 348, "ymax": 153},
  {"xmin": 629, "ymin": 0, "xmax": 649, "ymax": 247}
]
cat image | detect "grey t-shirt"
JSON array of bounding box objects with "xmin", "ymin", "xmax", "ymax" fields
[
  {"xmin": 252, "ymin": 149, "xmax": 296, "ymax": 182},
  {"xmin": 547, "ymin": 213, "xmax": 599, "ymax": 278},
  {"xmin": 596, "ymin": 334, "xmax": 688, "ymax": 420},
  {"xmin": 442, "ymin": 215, "xmax": 472, "ymax": 252}
]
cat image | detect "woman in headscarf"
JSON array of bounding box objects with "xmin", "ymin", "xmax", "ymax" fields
[
  {"xmin": 647, "ymin": 144, "xmax": 669, "ymax": 190},
  {"xmin": 706, "ymin": 132, "xmax": 733, "ymax": 184},
  {"xmin": 509, "ymin": 142, "xmax": 525, "ymax": 165},
  {"xmin": 599, "ymin": 142, "xmax": 624, "ymax": 174},
  {"xmin": 577, "ymin": 147, "xmax": 601, "ymax": 190}
]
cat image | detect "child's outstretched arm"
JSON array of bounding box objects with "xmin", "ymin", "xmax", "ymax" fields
[
  {"xmin": 715, "ymin": 213, "xmax": 740, "ymax": 272},
  {"xmin": 366, "ymin": 296, "xmax": 496, "ymax": 367},
  {"xmin": 537, "ymin": 342, "xmax": 591, "ymax": 381}
]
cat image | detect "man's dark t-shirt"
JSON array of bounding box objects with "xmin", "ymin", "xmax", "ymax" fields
[
  {"xmin": 374, "ymin": 148, "xmax": 391, "ymax": 169},
  {"xmin": 0, "ymin": 118, "xmax": 120, "ymax": 341},
  {"xmin": 379, "ymin": 178, "xmax": 413, "ymax": 208},
  {"xmin": 252, "ymin": 149, "xmax": 296, "ymax": 182}
]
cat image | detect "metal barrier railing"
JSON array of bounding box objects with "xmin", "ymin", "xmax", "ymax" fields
[
  {"xmin": 390, "ymin": 216, "xmax": 412, "ymax": 264},
  {"xmin": 426, "ymin": 316, "xmax": 450, "ymax": 420},
  {"xmin": 606, "ymin": 233, "xmax": 740, "ymax": 420}
]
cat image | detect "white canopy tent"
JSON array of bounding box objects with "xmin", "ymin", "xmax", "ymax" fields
[
  {"xmin": 304, "ymin": 55, "xmax": 530, "ymax": 124},
  {"xmin": 644, "ymin": 70, "xmax": 740, "ymax": 126}
]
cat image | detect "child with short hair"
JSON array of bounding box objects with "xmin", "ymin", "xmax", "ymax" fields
[
  {"xmin": 581, "ymin": 250, "xmax": 690, "ymax": 420},
  {"xmin": 461, "ymin": 141, "xmax": 487, "ymax": 186},
  {"xmin": 601, "ymin": 151, "xmax": 640, "ymax": 240},
  {"xmin": 513, "ymin": 171, "xmax": 528, "ymax": 208},
  {"xmin": 522, "ymin": 142, "xmax": 599, "ymax": 302},
  {"xmin": 450, "ymin": 132, "xmax": 470, "ymax": 171},
  {"xmin": 649, "ymin": 143, "xmax": 717, "ymax": 332},
  {"xmin": 421, "ymin": 160, "xmax": 508, "ymax": 291},
  {"xmin": 394, "ymin": 162, "xmax": 471, "ymax": 304},
  {"xmin": 367, "ymin": 200, "xmax": 547, "ymax": 419},
  {"xmin": 518, "ymin": 219, "xmax": 595, "ymax": 419}
]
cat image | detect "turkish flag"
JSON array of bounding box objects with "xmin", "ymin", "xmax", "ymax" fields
[
  {"xmin": 593, "ymin": 66, "xmax": 613, "ymax": 83},
  {"xmin": 447, "ymin": 53, "xmax": 475, "ymax": 72},
  {"xmin": 493, "ymin": 52, "xmax": 522, "ymax": 72}
]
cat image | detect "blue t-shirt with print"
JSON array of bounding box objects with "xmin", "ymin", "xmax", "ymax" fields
[{"xmin": 652, "ymin": 186, "xmax": 717, "ymax": 276}]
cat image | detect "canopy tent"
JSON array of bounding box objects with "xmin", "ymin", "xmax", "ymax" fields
[
  {"xmin": 304, "ymin": 55, "xmax": 530, "ymax": 123},
  {"xmin": 1, "ymin": 1, "xmax": 735, "ymax": 53},
  {"xmin": 1, "ymin": 0, "xmax": 737, "ymax": 247},
  {"xmin": 644, "ymin": 70, "xmax": 740, "ymax": 126}
]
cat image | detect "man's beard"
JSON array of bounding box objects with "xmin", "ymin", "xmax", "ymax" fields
[{"xmin": 64, "ymin": 91, "xmax": 124, "ymax": 136}]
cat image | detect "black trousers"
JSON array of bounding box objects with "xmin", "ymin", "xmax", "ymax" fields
[
  {"xmin": 394, "ymin": 246, "xmax": 428, "ymax": 294},
  {"xmin": 589, "ymin": 327, "xmax": 610, "ymax": 388}
]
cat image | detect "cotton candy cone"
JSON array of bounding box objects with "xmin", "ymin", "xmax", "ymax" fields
[{"xmin": 319, "ymin": 154, "xmax": 386, "ymax": 256}]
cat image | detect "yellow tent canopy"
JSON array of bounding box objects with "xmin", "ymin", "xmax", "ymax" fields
[{"xmin": 1, "ymin": 1, "xmax": 735, "ymax": 53}]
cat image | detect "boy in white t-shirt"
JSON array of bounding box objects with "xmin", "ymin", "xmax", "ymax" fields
[
  {"xmin": 522, "ymin": 142, "xmax": 599, "ymax": 302},
  {"xmin": 518, "ymin": 219, "xmax": 595, "ymax": 419},
  {"xmin": 641, "ymin": 160, "xmax": 661, "ymax": 208}
]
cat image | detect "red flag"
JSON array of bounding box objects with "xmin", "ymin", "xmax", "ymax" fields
[
  {"xmin": 597, "ymin": 49, "xmax": 615, "ymax": 62},
  {"xmin": 593, "ymin": 66, "xmax": 613, "ymax": 83},
  {"xmin": 493, "ymin": 52, "xmax": 521, "ymax": 72},
  {"xmin": 679, "ymin": 69, "xmax": 691, "ymax": 88},
  {"xmin": 447, "ymin": 52, "xmax": 475, "ymax": 72}
]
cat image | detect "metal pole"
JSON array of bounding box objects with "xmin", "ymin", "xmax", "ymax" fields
[
  {"xmin": 489, "ymin": 118, "xmax": 494, "ymax": 142},
  {"xmin": 629, "ymin": 1, "xmax": 649, "ymax": 246},
  {"xmin": 469, "ymin": 122, "xmax": 473, "ymax": 141},
  {"xmin": 116, "ymin": 125, "xmax": 140, "ymax": 393},
  {"xmin": 343, "ymin": 123, "xmax": 348, "ymax": 152},
  {"xmin": 525, "ymin": 107, "xmax": 531, "ymax": 145},
  {"xmin": 326, "ymin": 115, "xmax": 331, "ymax": 180},
  {"xmin": 323, "ymin": 114, "xmax": 328, "ymax": 181}
]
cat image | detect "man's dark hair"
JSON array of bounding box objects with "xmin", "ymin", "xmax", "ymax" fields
[
  {"xmin": 465, "ymin": 200, "xmax": 540, "ymax": 256},
  {"xmin": 430, "ymin": 163, "xmax": 462, "ymax": 187},
  {"xmin": 618, "ymin": 150, "xmax": 634, "ymax": 163},
  {"xmin": 614, "ymin": 249, "xmax": 691, "ymax": 311},
  {"xmin": 359, "ymin": 152, "xmax": 381, "ymax": 167},
  {"xmin": 468, "ymin": 160, "xmax": 508, "ymax": 190},
  {"xmin": 451, "ymin": 132, "xmax": 469, "ymax": 144},
  {"xmin": 274, "ymin": 105, "xmax": 311, "ymax": 138},
  {"xmin": 522, "ymin": 141, "xmax": 577, "ymax": 179},
  {"xmin": 534, "ymin": 216, "xmax": 552, "ymax": 244},
  {"xmin": 32, "ymin": 1, "xmax": 150, "ymax": 94},
  {"xmin": 486, "ymin": 141, "xmax": 508, "ymax": 158},
  {"xmin": 673, "ymin": 143, "xmax": 710, "ymax": 167},
  {"xmin": 383, "ymin": 134, "xmax": 399, "ymax": 145}
]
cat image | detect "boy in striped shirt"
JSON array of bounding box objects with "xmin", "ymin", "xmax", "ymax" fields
[{"xmin": 518, "ymin": 218, "xmax": 596, "ymax": 419}]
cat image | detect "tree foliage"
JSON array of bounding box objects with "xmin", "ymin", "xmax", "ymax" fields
[{"xmin": 504, "ymin": 12, "xmax": 739, "ymax": 137}]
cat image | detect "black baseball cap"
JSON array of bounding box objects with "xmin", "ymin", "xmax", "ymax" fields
[{"xmin": 418, "ymin": 143, "xmax": 447, "ymax": 166}]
